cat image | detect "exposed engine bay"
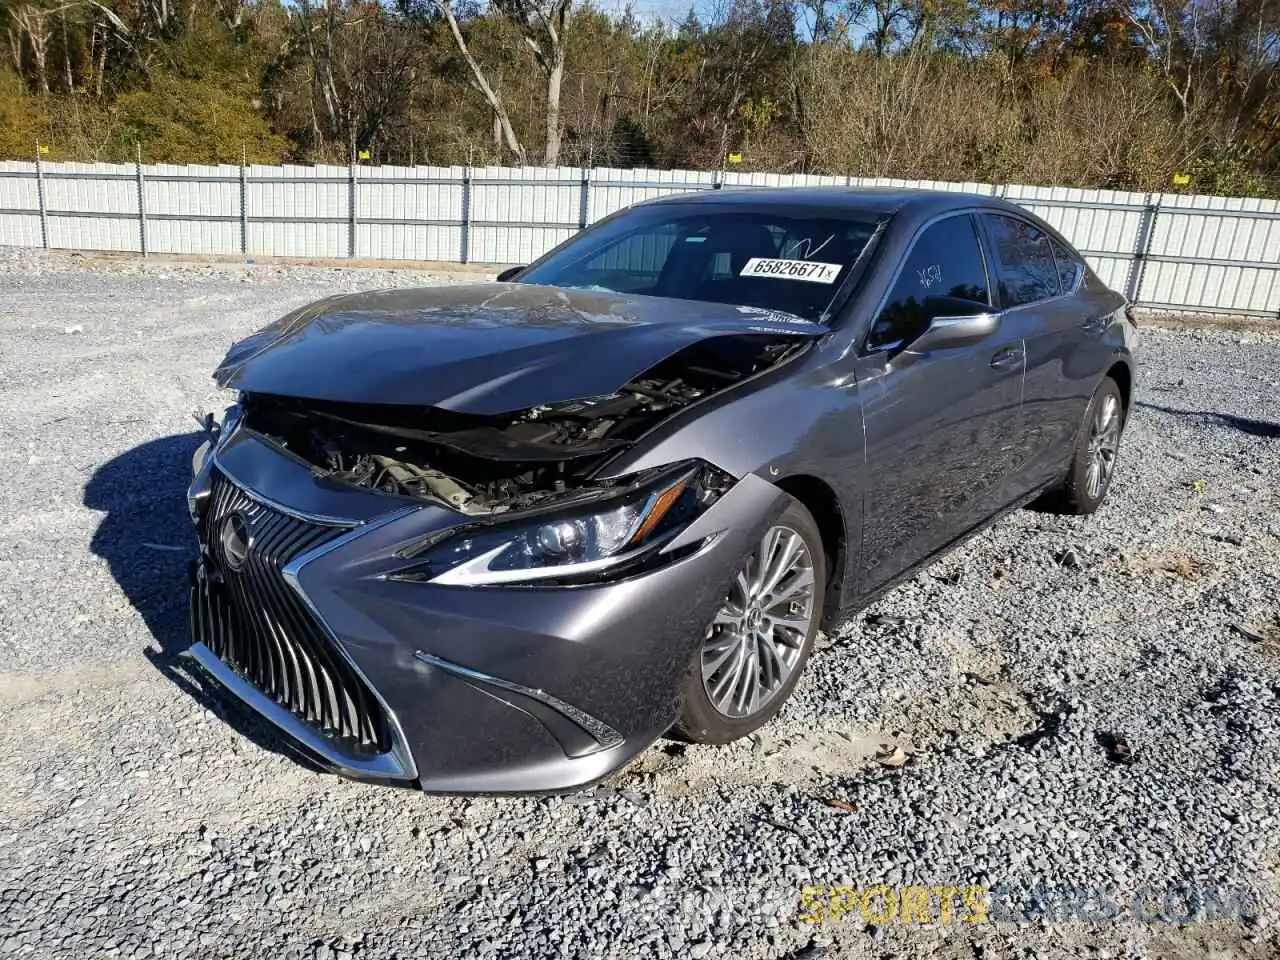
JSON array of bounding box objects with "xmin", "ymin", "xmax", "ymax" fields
[{"xmin": 238, "ymin": 335, "xmax": 806, "ymax": 514}]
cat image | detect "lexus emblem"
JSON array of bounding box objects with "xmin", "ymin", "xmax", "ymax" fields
[{"xmin": 220, "ymin": 512, "xmax": 251, "ymax": 571}]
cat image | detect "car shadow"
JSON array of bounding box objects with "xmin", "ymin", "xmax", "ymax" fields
[
  {"xmin": 85, "ymin": 432, "xmax": 324, "ymax": 773},
  {"xmin": 1136, "ymin": 402, "xmax": 1280, "ymax": 439}
]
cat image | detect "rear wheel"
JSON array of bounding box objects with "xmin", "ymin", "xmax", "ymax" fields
[
  {"xmin": 1043, "ymin": 376, "xmax": 1125, "ymax": 515},
  {"xmin": 671, "ymin": 499, "xmax": 825, "ymax": 744}
]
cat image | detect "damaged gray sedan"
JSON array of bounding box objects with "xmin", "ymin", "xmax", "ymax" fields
[{"xmin": 186, "ymin": 188, "xmax": 1137, "ymax": 793}]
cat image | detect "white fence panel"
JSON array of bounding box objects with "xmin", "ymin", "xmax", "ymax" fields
[
  {"xmin": 41, "ymin": 162, "xmax": 140, "ymax": 252},
  {"xmin": 246, "ymin": 164, "xmax": 348, "ymax": 258},
  {"xmin": 0, "ymin": 162, "xmax": 43, "ymax": 247},
  {"xmin": 145, "ymin": 163, "xmax": 240, "ymax": 255},
  {"xmin": 0, "ymin": 159, "xmax": 1275, "ymax": 316},
  {"xmin": 1139, "ymin": 195, "xmax": 1280, "ymax": 314},
  {"xmin": 469, "ymin": 166, "xmax": 581, "ymax": 263},
  {"xmin": 356, "ymin": 165, "xmax": 465, "ymax": 262}
]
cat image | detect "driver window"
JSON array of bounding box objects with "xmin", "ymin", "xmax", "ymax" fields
[{"xmin": 868, "ymin": 215, "xmax": 990, "ymax": 351}]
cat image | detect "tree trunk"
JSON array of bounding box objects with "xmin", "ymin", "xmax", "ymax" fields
[
  {"xmin": 544, "ymin": 52, "xmax": 564, "ymax": 166},
  {"xmin": 93, "ymin": 26, "xmax": 106, "ymax": 98},
  {"xmin": 435, "ymin": 0, "xmax": 526, "ymax": 164},
  {"xmin": 31, "ymin": 28, "xmax": 50, "ymax": 94},
  {"xmin": 15, "ymin": 7, "xmax": 54, "ymax": 94},
  {"xmin": 7, "ymin": 26, "xmax": 21, "ymax": 75},
  {"xmin": 62, "ymin": 8, "xmax": 73, "ymax": 92}
]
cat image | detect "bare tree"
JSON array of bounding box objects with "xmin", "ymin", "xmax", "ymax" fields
[
  {"xmin": 8, "ymin": 1, "xmax": 79, "ymax": 92},
  {"xmin": 293, "ymin": 0, "xmax": 421, "ymax": 160},
  {"xmin": 494, "ymin": 0, "xmax": 571, "ymax": 165},
  {"xmin": 844, "ymin": 0, "xmax": 915, "ymax": 54},
  {"xmin": 432, "ymin": 0, "xmax": 527, "ymax": 163},
  {"xmin": 1126, "ymin": 0, "xmax": 1202, "ymax": 121}
]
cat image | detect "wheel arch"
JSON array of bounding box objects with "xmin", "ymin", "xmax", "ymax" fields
[
  {"xmin": 1106, "ymin": 358, "xmax": 1133, "ymax": 413},
  {"xmin": 773, "ymin": 473, "xmax": 848, "ymax": 625}
]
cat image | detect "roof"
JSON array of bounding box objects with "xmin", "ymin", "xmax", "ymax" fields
[{"xmin": 643, "ymin": 186, "xmax": 1005, "ymax": 220}]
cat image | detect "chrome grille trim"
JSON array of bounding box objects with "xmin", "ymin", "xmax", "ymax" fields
[
  {"xmin": 193, "ymin": 469, "xmax": 397, "ymax": 762},
  {"xmin": 183, "ymin": 642, "xmax": 412, "ymax": 780},
  {"xmin": 211, "ymin": 444, "xmax": 361, "ymax": 527}
]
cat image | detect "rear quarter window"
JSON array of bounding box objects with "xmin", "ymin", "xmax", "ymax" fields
[
  {"xmin": 1050, "ymin": 236, "xmax": 1085, "ymax": 293},
  {"xmin": 983, "ymin": 214, "xmax": 1061, "ymax": 308}
]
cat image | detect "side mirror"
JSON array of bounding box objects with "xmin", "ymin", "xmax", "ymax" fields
[
  {"xmin": 907, "ymin": 309, "xmax": 1000, "ymax": 353},
  {"xmin": 495, "ymin": 265, "xmax": 524, "ymax": 283}
]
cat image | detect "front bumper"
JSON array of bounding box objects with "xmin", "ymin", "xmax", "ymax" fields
[{"xmin": 186, "ymin": 428, "xmax": 787, "ymax": 794}]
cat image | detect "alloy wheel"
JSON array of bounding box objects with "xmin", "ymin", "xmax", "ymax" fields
[
  {"xmin": 1085, "ymin": 393, "xmax": 1121, "ymax": 500},
  {"xmin": 700, "ymin": 524, "xmax": 817, "ymax": 718}
]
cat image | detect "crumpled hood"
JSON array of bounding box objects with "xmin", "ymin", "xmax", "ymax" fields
[{"xmin": 213, "ymin": 283, "xmax": 826, "ymax": 415}]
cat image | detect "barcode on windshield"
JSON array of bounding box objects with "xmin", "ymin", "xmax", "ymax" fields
[{"xmin": 739, "ymin": 258, "xmax": 842, "ymax": 284}]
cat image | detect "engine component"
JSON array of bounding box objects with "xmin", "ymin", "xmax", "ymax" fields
[{"xmin": 237, "ymin": 333, "xmax": 806, "ymax": 514}]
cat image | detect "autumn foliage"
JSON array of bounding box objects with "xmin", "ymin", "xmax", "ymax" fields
[{"xmin": 1, "ymin": 0, "xmax": 1276, "ymax": 195}]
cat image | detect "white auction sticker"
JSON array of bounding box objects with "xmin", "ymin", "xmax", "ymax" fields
[{"xmin": 739, "ymin": 258, "xmax": 843, "ymax": 284}]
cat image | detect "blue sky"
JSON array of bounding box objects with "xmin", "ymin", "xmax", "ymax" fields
[
  {"xmin": 581, "ymin": 0, "xmax": 837, "ymax": 40},
  {"xmin": 582, "ymin": 0, "xmax": 712, "ymax": 26}
]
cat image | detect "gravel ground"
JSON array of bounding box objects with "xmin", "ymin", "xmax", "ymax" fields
[{"xmin": 1, "ymin": 247, "xmax": 1278, "ymax": 960}]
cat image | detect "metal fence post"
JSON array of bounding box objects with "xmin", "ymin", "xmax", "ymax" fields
[
  {"xmin": 1126, "ymin": 193, "xmax": 1161, "ymax": 305},
  {"xmin": 34, "ymin": 141, "xmax": 49, "ymax": 250},
  {"xmin": 135, "ymin": 142, "xmax": 148, "ymax": 256},
  {"xmin": 460, "ymin": 162, "xmax": 472, "ymax": 264},
  {"xmin": 578, "ymin": 163, "xmax": 590, "ymax": 233},
  {"xmin": 239, "ymin": 146, "xmax": 249, "ymax": 256},
  {"xmin": 347, "ymin": 150, "xmax": 358, "ymax": 259}
]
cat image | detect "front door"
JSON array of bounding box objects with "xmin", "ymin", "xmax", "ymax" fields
[{"xmin": 855, "ymin": 213, "xmax": 1026, "ymax": 596}]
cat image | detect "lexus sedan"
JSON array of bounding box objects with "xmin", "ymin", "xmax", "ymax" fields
[{"xmin": 186, "ymin": 188, "xmax": 1137, "ymax": 793}]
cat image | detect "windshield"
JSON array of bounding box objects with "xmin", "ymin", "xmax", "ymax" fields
[{"xmin": 517, "ymin": 204, "xmax": 881, "ymax": 323}]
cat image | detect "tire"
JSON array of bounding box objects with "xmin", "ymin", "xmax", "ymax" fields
[
  {"xmin": 671, "ymin": 498, "xmax": 826, "ymax": 744},
  {"xmin": 1041, "ymin": 376, "xmax": 1125, "ymax": 516}
]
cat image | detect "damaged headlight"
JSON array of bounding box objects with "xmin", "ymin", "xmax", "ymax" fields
[
  {"xmin": 189, "ymin": 388, "xmax": 243, "ymax": 520},
  {"xmin": 396, "ymin": 462, "xmax": 729, "ymax": 586},
  {"xmin": 193, "ymin": 386, "xmax": 243, "ymax": 441}
]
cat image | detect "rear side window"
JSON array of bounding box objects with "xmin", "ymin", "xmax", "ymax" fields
[
  {"xmin": 983, "ymin": 214, "xmax": 1061, "ymax": 307},
  {"xmin": 867, "ymin": 215, "xmax": 990, "ymax": 351},
  {"xmin": 1050, "ymin": 236, "xmax": 1084, "ymax": 293}
]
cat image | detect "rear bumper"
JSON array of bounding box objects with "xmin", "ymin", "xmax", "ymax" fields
[{"xmin": 187, "ymin": 432, "xmax": 786, "ymax": 794}]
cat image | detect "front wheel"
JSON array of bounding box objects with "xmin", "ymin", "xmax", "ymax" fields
[
  {"xmin": 1043, "ymin": 376, "xmax": 1125, "ymax": 515},
  {"xmin": 670, "ymin": 498, "xmax": 825, "ymax": 744}
]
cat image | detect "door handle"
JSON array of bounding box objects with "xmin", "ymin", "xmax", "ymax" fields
[{"xmin": 990, "ymin": 348, "xmax": 1022, "ymax": 370}]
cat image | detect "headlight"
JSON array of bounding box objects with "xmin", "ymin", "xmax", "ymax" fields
[{"xmin": 393, "ymin": 463, "xmax": 728, "ymax": 586}]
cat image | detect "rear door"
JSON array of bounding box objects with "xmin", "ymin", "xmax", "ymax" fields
[
  {"xmin": 855, "ymin": 213, "xmax": 1026, "ymax": 595},
  {"xmin": 977, "ymin": 214, "xmax": 1091, "ymax": 494}
]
